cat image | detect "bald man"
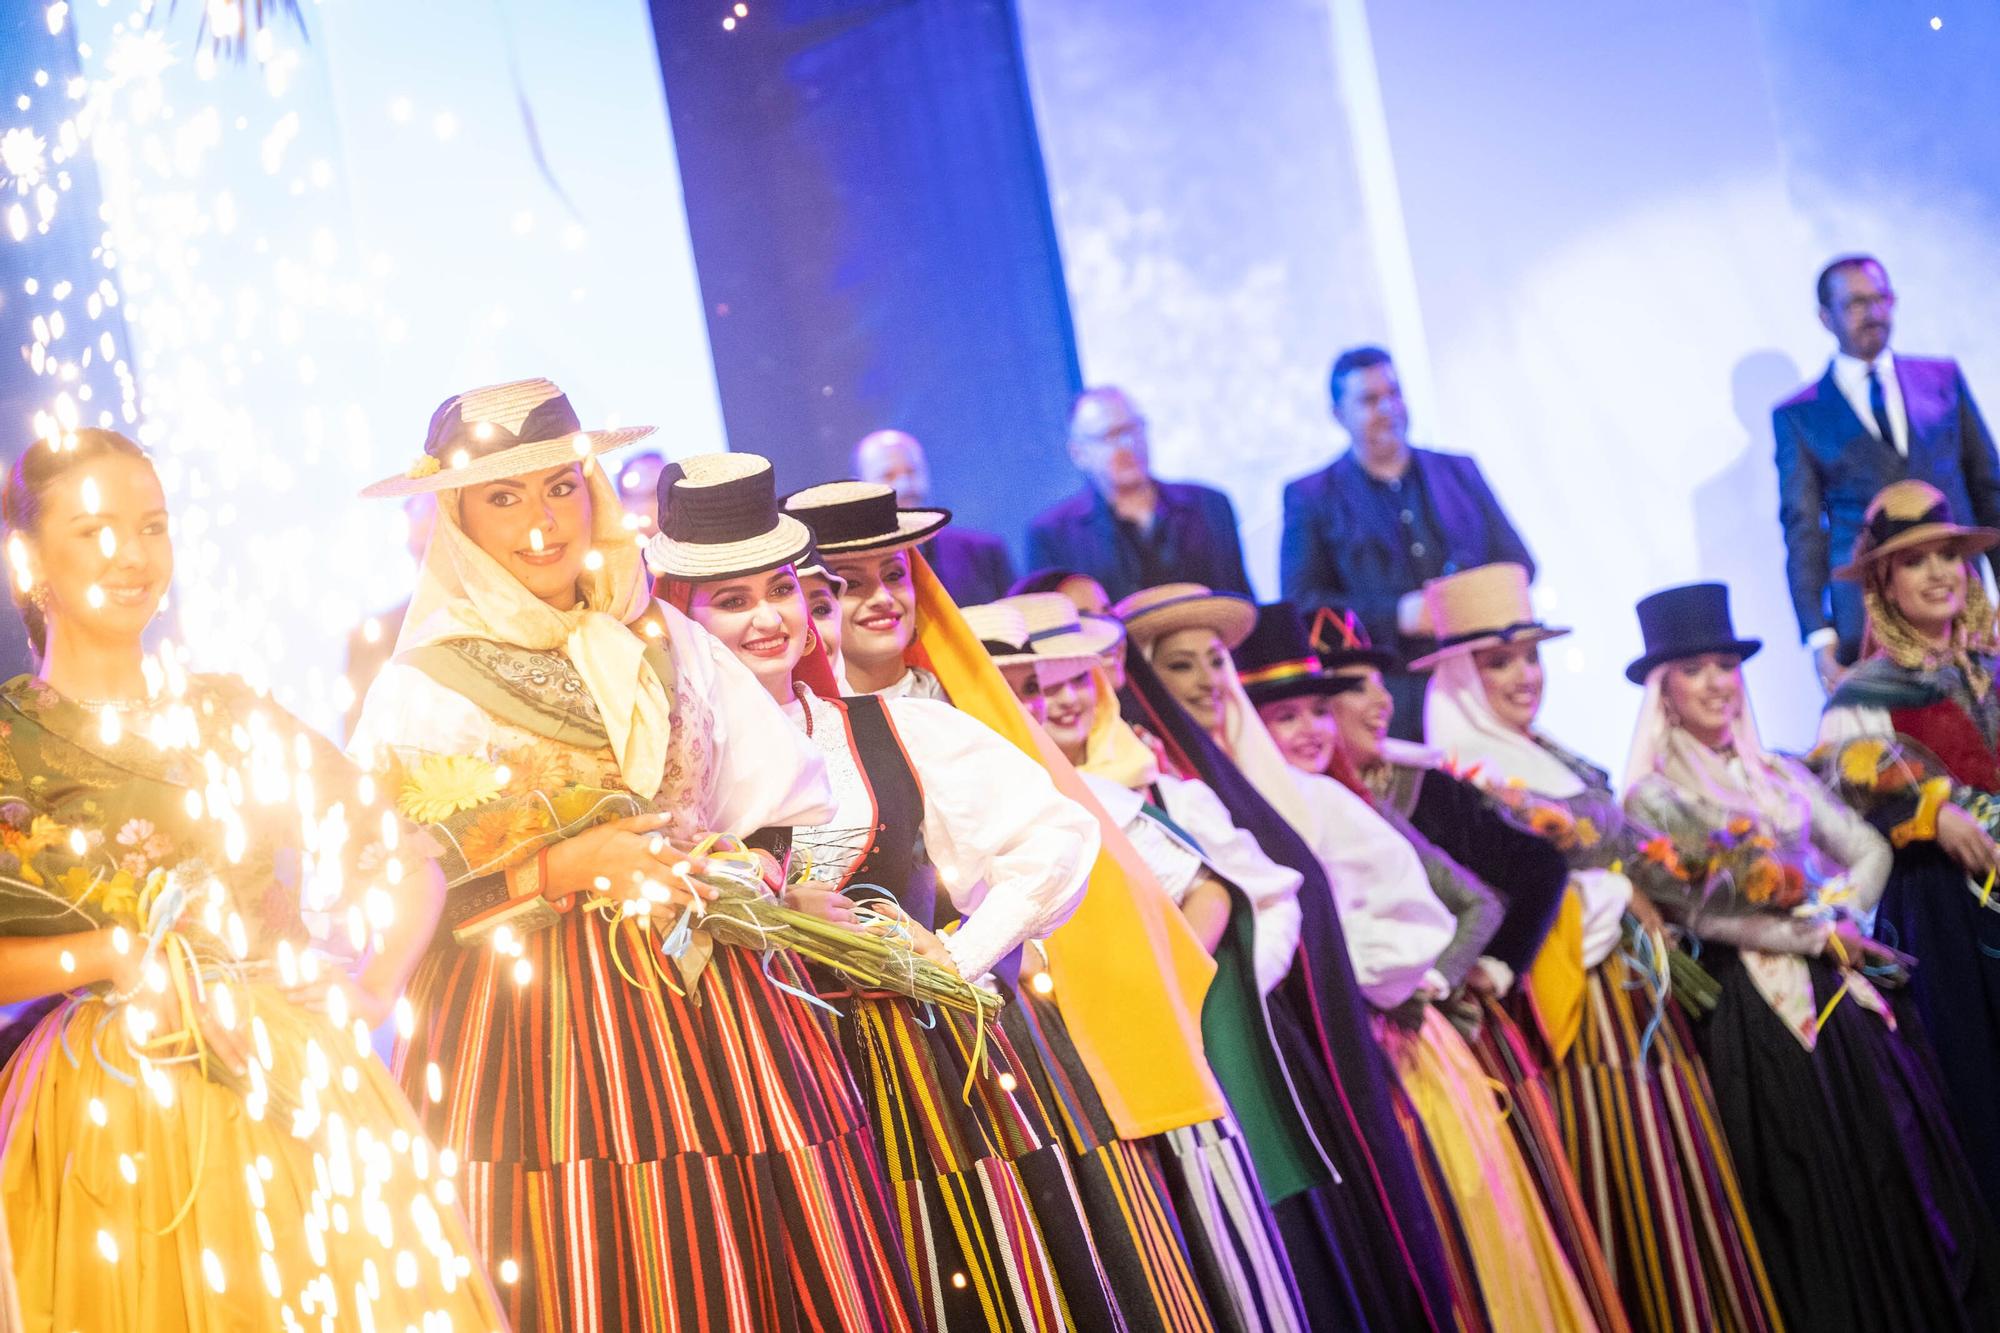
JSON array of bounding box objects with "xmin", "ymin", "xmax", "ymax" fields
[
  {"xmin": 1025, "ymin": 387, "xmax": 1252, "ymax": 601},
  {"xmin": 854, "ymin": 430, "xmax": 1016, "ymax": 604}
]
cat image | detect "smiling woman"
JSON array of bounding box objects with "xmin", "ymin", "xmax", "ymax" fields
[
  {"xmin": 455, "ymin": 462, "xmax": 594, "ymax": 609},
  {"xmin": 0, "ymin": 428, "xmax": 499, "ymax": 1330}
]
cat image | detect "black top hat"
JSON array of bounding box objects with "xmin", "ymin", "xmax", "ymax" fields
[
  {"xmin": 1235, "ymin": 601, "xmax": 1364, "ymax": 705},
  {"xmin": 1304, "ymin": 605, "xmax": 1398, "ymax": 674},
  {"xmin": 1625, "ymin": 582, "xmax": 1763, "ymax": 684}
]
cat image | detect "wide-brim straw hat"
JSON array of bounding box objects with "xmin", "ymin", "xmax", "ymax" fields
[
  {"xmin": 1833, "ymin": 479, "xmax": 2000, "ymax": 581},
  {"xmin": 361, "ymin": 378, "xmax": 654, "ymax": 498},
  {"xmin": 643, "ymin": 453, "xmax": 814, "ymax": 581},
  {"xmin": 961, "ymin": 603, "xmax": 1038, "ymax": 667},
  {"xmin": 783, "ymin": 480, "xmax": 949, "ymax": 553},
  {"xmin": 998, "ymin": 592, "xmax": 1122, "ymax": 668},
  {"xmin": 1405, "ymin": 562, "xmax": 1569, "ymax": 671},
  {"xmin": 1111, "ymin": 582, "xmax": 1258, "ymax": 651}
]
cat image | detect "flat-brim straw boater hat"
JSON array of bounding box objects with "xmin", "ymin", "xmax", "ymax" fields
[
  {"xmin": 781, "ymin": 480, "xmax": 950, "ymax": 553},
  {"xmin": 361, "ymin": 378, "xmax": 655, "ymax": 498},
  {"xmin": 1833, "ymin": 479, "xmax": 2000, "ymax": 582},
  {"xmin": 1111, "ymin": 582, "xmax": 1258, "ymax": 652},
  {"xmin": 643, "ymin": 452, "xmax": 815, "ymax": 581},
  {"xmin": 999, "ymin": 592, "xmax": 1122, "ymax": 670},
  {"xmin": 960, "ymin": 603, "xmax": 1038, "ymax": 667},
  {"xmin": 1405, "ymin": 562, "xmax": 1569, "ymax": 672}
]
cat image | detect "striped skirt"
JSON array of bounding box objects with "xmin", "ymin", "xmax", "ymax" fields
[
  {"xmin": 820, "ymin": 984, "xmax": 1076, "ymax": 1331},
  {"xmin": 1539, "ymin": 955, "xmax": 1780, "ymax": 1333},
  {"xmin": 1463, "ymin": 993, "xmax": 1631, "ymax": 1333},
  {"xmin": 1004, "ymin": 980, "xmax": 1246, "ymax": 1333},
  {"xmin": 398, "ymin": 912, "xmax": 921, "ymax": 1332},
  {"xmin": 1375, "ymin": 1006, "xmax": 1600, "ymax": 1333}
]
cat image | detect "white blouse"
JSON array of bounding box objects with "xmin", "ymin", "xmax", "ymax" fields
[
  {"xmin": 1081, "ymin": 771, "xmax": 1305, "ymax": 997},
  {"xmin": 1286, "ymin": 768, "xmax": 1455, "ymax": 1011},
  {"xmin": 789, "ymin": 690, "xmax": 1095, "ymax": 984},
  {"xmin": 347, "ymin": 602, "xmax": 834, "ymax": 837}
]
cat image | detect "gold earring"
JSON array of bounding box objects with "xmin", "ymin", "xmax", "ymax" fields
[{"xmin": 27, "ymin": 585, "xmax": 48, "ymax": 612}]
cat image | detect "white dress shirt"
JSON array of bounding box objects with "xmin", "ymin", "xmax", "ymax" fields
[{"xmin": 1832, "ymin": 348, "xmax": 1908, "ymax": 457}]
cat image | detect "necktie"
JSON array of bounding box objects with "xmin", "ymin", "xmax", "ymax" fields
[{"xmin": 1867, "ymin": 365, "xmax": 1898, "ymax": 454}]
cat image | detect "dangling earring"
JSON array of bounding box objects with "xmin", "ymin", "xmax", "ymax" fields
[
  {"xmin": 28, "ymin": 584, "xmax": 48, "ymax": 613},
  {"xmin": 803, "ymin": 624, "xmax": 820, "ymax": 656}
]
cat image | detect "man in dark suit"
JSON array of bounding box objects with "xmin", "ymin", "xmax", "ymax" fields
[
  {"xmin": 854, "ymin": 429, "xmax": 1016, "ymax": 605},
  {"xmin": 1775, "ymin": 254, "xmax": 2000, "ymax": 688},
  {"xmin": 1024, "ymin": 386, "xmax": 1252, "ymax": 601},
  {"xmin": 1281, "ymin": 346, "xmax": 1533, "ymax": 739}
]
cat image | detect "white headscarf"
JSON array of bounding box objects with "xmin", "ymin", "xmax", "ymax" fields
[
  {"xmin": 1620, "ymin": 663, "xmax": 1809, "ymax": 838},
  {"xmin": 396, "ymin": 460, "xmax": 673, "ymax": 798},
  {"xmin": 1141, "ymin": 632, "xmax": 1454, "ymax": 1008},
  {"xmin": 1422, "ymin": 652, "xmax": 1586, "ymax": 797}
]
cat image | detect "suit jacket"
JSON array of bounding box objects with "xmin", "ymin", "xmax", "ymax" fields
[
  {"xmin": 1280, "ymin": 447, "xmax": 1533, "ymax": 668},
  {"xmin": 1774, "ymin": 355, "xmax": 2000, "ymax": 658},
  {"xmin": 920, "ymin": 526, "xmax": 1016, "ymax": 607},
  {"xmin": 1025, "ymin": 481, "xmax": 1252, "ymax": 602}
]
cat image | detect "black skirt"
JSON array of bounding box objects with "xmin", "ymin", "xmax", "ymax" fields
[
  {"xmin": 1693, "ymin": 944, "xmax": 2000, "ymax": 1333},
  {"xmin": 1875, "ymin": 841, "xmax": 2000, "ymax": 1217}
]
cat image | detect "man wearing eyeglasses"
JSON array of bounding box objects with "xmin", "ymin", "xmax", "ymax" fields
[
  {"xmin": 1775, "ymin": 254, "xmax": 2000, "ymax": 688},
  {"xmin": 1024, "ymin": 385, "xmax": 1253, "ymax": 600}
]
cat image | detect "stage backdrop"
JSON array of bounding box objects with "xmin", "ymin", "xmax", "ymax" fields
[
  {"xmin": 1020, "ymin": 0, "xmax": 2000, "ymax": 757},
  {"xmin": 649, "ymin": 0, "xmax": 1082, "ymax": 539}
]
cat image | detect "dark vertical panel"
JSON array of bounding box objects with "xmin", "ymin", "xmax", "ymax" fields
[
  {"xmin": 0, "ymin": 0, "xmax": 135, "ymax": 676},
  {"xmin": 650, "ymin": 0, "xmax": 1080, "ymax": 553}
]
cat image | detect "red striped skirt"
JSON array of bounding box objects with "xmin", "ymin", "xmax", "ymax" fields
[{"xmin": 399, "ymin": 912, "xmax": 921, "ymax": 1332}]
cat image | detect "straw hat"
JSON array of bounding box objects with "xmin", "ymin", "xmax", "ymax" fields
[
  {"xmin": 796, "ymin": 544, "xmax": 848, "ymax": 595},
  {"xmin": 1405, "ymin": 563, "xmax": 1568, "ymax": 671},
  {"xmin": 782, "ymin": 480, "xmax": 950, "ymax": 553},
  {"xmin": 960, "ymin": 603, "xmax": 1037, "ymax": 666},
  {"xmin": 1001, "ymin": 592, "xmax": 1123, "ymax": 663},
  {"xmin": 1111, "ymin": 582, "xmax": 1257, "ymax": 651},
  {"xmin": 360, "ymin": 378, "xmax": 654, "ymax": 498},
  {"xmin": 1833, "ymin": 479, "xmax": 2000, "ymax": 581},
  {"xmin": 1234, "ymin": 601, "xmax": 1359, "ymax": 705},
  {"xmin": 642, "ymin": 453, "xmax": 814, "ymax": 581}
]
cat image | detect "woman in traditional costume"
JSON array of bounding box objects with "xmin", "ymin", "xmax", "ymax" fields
[
  {"xmin": 346, "ymin": 381, "xmax": 919, "ymax": 1332},
  {"xmin": 1117, "ymin": 581, "xmax": 1604, "ymax": 1333},
  {"xmin": 652, "ymin": 453, "xmax": 1117, "ymax": 1333},
  {"xmin": 1815, "ymin": 480, "xmax": 2000, "ymax": 1217},
  {"xmin": 0, "ymin": 428, "xmax": 502, "ymax": 1329},
  {"xmin": 1422, "ymin": 567, "xmax": 1781, "ymax": 1333},
  {"xmin": 782, "ymin": 480, "xmax": 1247, "ymax": 1333},
  {"xmin": 1622, "ymin": 576, "xmax": 2000, "ymax": 1332},
  {"xmin": 974, "ymin": 592, "xmax": 1311, "ymax": 1333}
]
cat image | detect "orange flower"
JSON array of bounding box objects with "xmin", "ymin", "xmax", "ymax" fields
[
  {"xmin": 498, "ymin": 743, "xmax": 573, "ymax": 798},
  {"xmin": 1726, "ymin": 815, "xmax": 1756, "ymax": 837},
  {"xmin": 456, "ymin": 804, "xmax": 554, "ymax": 872},
  {"xmin": 1777, "ymin": 864, "xmax": 1808, "ymax": 910},
  {"xmin": 1742, "ymin": 857, "xmax": 1782, "ymax": 905},
  {"xmin": 1526, "ymin": 804, "xmax": 1577, "ymax": 848},
  {"xmin": 1572, "ymin": 817, "xmax": 1601, "ymax": 850},
  {"xmin": 1641, "ymin": 836, "xmax": 1688, "ymax": 880}
]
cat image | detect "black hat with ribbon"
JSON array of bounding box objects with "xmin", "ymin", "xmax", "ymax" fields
[
  {"xmin": 643, "ymin": 453, "xmax": 813, "ymax": 581},
  {"xmin": 1624, "ymin": 582, "xmax": 1763, "ymax": 684},
  {"xmin": 1307, "ymin": 605, "xmax": 1398, "ymax": 674},
  {"xmin": 361, "ymin": 378, "xmax": 654, "ymax": 498},
  {"xmin": 1235, "ymin": 601, "xmax": 1363, "ymax": 705},
  {"xmin": 782, "ymin": 479, "xmax": 950, "ymax": 553}
]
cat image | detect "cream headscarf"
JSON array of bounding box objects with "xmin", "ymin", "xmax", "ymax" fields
[
  {"xmin": 396, "ymin": 460, "xmax": 673, "ymax": 797},
  {"xmin": 1071, "ymin": 663, "xmax": 1161, "ymax": 792},
  {"xmin": 1422, "ymin": 653, "xmax": 1586, "ymax": 798},
  {"xmin": 1620, "ymin": 664, "xmax": 1809, "ymax": 838}
]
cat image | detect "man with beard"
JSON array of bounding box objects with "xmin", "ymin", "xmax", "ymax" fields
[{"xmin": 1776, "ymin": 254, "xmax": 2000, "ymax": 687}]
